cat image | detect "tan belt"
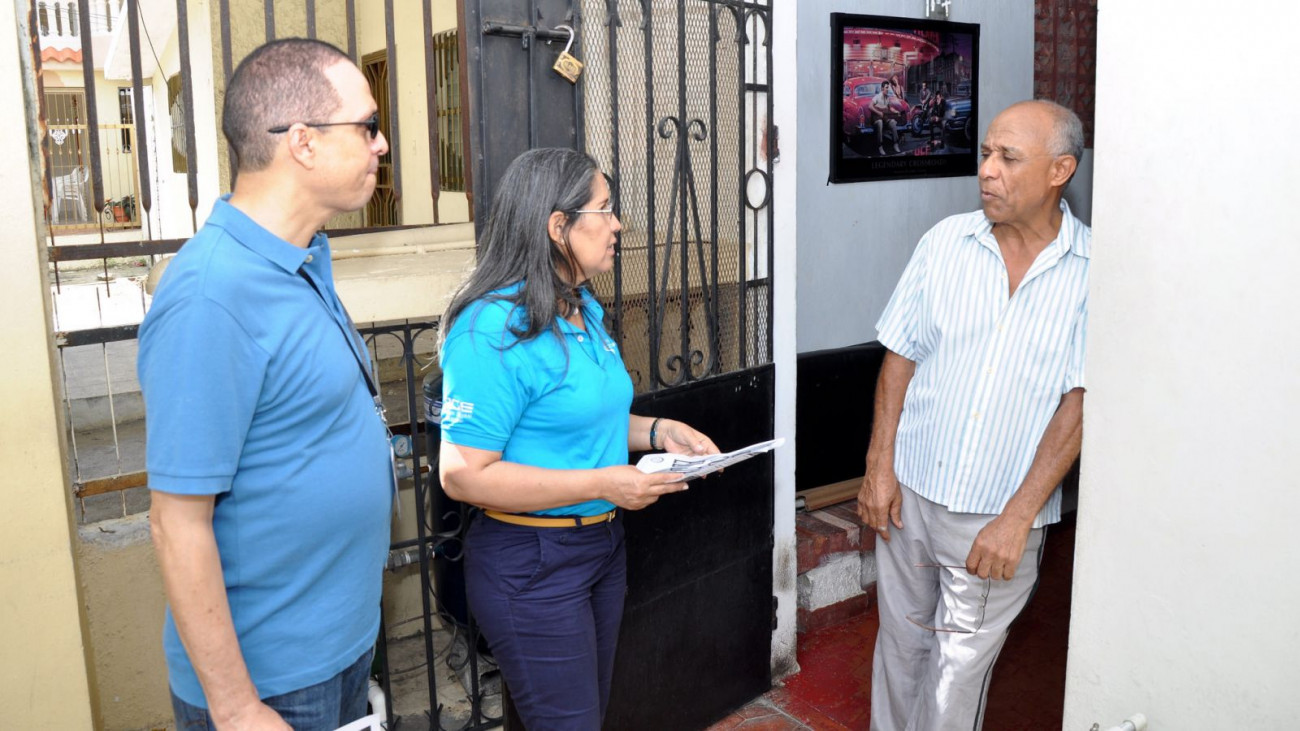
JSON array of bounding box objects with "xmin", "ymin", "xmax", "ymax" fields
[{"xmin": 484, "ymin": 509, "xmax": 617, "ymax": 528}]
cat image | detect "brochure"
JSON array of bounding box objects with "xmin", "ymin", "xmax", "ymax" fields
[{"xmin": 634, "ymin": 437, "xmax": 785, "ymax": 481}]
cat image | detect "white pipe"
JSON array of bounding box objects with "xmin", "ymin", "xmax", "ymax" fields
[
  {"xmin": 1100, "ymin": 712, "xmax": 1148, "ymax": 731},
  {"xmin": 366, "ymin": 677, "xmax": 388, "ymax": 728}
]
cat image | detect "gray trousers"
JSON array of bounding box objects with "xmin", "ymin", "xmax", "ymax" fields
[{"xmin": 870, "ymin": 485, "xmax": 1046, "ymax": 731}]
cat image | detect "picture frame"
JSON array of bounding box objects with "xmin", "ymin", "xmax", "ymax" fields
[{"xmin": 829, "ymin": 13, "xmax": 980, "ymax": 184}]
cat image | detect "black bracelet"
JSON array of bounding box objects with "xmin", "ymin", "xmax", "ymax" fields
[{"xmin": 649, "ymin": 417, "xmax": 663, "ymax": 451}]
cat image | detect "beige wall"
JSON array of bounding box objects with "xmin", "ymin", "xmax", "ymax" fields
[
  {"xmin": 1063, "ymin": 2, "xmax": 1300, "ymax": 729},
  {"xmin": 0, "ymin": 3, "xmax": 97, "ymax": 728},
  {"xmin": 78, "ymin": 520, "xmax": 171, "ymax": 729},
  {"xmin": 209, "ymin": 0, "xmax": 356, "ymax": 224},
  {"xmin": 357, "ymin": 0, "xmax": 469, "ymax": 224}
]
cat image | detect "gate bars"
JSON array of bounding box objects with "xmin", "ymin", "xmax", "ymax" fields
[{"xmin": 578, "ymin": 0, "xmax": 774, "ymax": 394}]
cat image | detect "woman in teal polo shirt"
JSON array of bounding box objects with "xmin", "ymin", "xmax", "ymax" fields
[{"xmin": 438, "ymin": 148, "xmax": 718, "ymax": 729}]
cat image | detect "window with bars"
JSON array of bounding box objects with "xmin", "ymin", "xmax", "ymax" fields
[
  {"xmin": 362, "ymin": 50, "xmax": 399, "ymax": 226},
  {"xmin": 117, "ymin": 88, "xmax": 133, "ymax": 152},
  {"xmin": 432, "ymin": 29, "xmax": 464, "ymax": 193}
]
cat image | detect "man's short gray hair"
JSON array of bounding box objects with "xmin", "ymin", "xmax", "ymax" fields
[{"xmin": 1034, "ymin": 99, "xmax": 1085, "ymax": 164}]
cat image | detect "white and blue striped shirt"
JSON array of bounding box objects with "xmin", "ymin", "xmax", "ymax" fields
[{"xmin": 876, "ymin": 201, "xmax": 1090, "ymax": 527}]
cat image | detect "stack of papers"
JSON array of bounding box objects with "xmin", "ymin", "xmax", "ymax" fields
[{"xmin": 635, "ymin": 437, "xmax": 785, "ymax": 481}]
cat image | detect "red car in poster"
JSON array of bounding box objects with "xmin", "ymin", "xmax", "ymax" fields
[{"xmin": 842, "ymin": 76, "xmax": 909, "ymax": 149}]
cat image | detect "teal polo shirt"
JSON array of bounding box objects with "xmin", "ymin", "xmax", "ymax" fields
[
  {"xmin": 439, "ymin": 283, "xmax": 634, "ymax": 516},
  {"xmin": 138, "ymin": 198, "xmax": 392, "ymax": 706}
]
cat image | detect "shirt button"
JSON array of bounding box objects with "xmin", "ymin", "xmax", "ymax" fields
[
  {"xmin": 577, "ymin": 334, "xmax": 585, "ymax": 342},
  {"xmin": 986, "ymin": 367, "xmax": 994, "ymax": 375},
  {"xmin": 972, "ymin": 412, "xmax": 981, "ymax": 419},
  {"xmin": 304, "ymin": 254, "xmax": 314, "ymax": 263}
]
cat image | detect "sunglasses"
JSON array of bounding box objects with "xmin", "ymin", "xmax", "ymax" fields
[{"xmin": 267, "ymin": 112, "xmax": 381, "ymax": 139}]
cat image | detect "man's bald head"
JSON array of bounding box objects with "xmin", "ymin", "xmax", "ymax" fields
[{"xmin": 1005, "ymin": 100, "xmax": 1084, "ymax": 164}]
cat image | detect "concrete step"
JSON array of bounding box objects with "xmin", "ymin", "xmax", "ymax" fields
[{"xmin": 795, "ymin": 500, "xmax": 877, "ymax": 634}]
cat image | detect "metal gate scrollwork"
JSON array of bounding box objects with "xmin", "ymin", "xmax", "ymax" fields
[{"xmin": 579, "ymin": 0, "xmax": 775, "ymax": 394}]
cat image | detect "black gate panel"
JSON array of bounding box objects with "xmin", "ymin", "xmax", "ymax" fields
[
  {"xmin": 463, "ymin": 0, "xmax": 585, "ymax": 217},
  {"xmin": 607, "ymin": 365, "xmax": 775, "ymax": 729}
]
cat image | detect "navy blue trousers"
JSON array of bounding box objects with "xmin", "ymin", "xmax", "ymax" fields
[{"xmin": 465, "ymin": 512, "xmax": 627, "ymax": 730}]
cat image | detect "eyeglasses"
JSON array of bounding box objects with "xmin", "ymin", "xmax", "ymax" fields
[
  {"xmin": 905, "ymin": 563, "xmax": 991, "ymax": 634},
  {"xmin": 267, "ymin": 112, "xmax": 382, "ymax": 139},
  {"xmin": 570, "ymin": 206, "xmax": 617, "ymax": 222}
]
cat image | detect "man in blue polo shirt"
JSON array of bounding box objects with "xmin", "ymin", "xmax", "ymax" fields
[
  {"xmin": 858, "ymin": 100, "xmax": 1090, "ymax": 730},
  {"xmin": 139, "ymin": 39, "xmax": 392, "ymax": 730}
]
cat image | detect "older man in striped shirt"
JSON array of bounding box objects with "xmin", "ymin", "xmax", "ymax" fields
[{"xmin": 859, "ymin": 100, "xmax": 1089, "ymax": 731}]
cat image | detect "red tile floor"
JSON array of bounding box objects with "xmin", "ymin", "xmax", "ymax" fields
[{"xmin": 708, "ymin": 513, "xmax": 1075, "ymax": 730}]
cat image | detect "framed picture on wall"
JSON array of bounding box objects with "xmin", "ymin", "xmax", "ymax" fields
[{"xmin": 829, "ymin": 13, "xmax": 980, "ymax": 183}]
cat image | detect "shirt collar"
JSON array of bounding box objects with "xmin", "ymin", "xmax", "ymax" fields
[
  {"xmin": 1056, "ymin": 199, "xmax": 1090, "ymax": 259},
  {"xmin": 967, "ymin": 198, "xmax": 1090, "ymax": 260},
  {"xmin": 488, "ymin": 282, "xmax": 608, "ymax": 337},
  {"xmin": 555, "ymin": 287, "xmax": 605, "ymax": 334},
  {"xmin": 206, "ymin": 195, "xmax": 328, "ymax": 274}
]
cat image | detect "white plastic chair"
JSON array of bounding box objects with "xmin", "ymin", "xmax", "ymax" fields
[{"xmin": 50, "ymin": 166, "xmax": 89, "ymax": 223}]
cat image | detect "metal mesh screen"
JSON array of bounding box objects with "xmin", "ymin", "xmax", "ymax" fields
[{"xmin": 579, "ymin": 0, "xmax": 772, "ymax": 394}]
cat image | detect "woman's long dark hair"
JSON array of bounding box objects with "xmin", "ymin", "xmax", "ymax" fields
[{"xmin": 439, "ymin": 148, "xmax": 601, "ymax": 351}]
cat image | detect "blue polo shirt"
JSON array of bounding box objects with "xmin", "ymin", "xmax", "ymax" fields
[
  {"xmin": 439, "ymin": 284, "xmax": 633, "ymax": 516},
  {"xmin": 138, "ymin": 198, "xmax": 392, "ymax": 706}
]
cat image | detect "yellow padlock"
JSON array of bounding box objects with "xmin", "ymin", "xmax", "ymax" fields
[{"xmin": 552, "ymin": 24, "xmax": 583, "ymax": 84}]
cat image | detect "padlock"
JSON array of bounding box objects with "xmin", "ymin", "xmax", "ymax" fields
[{"xmin": 552, "ymin": 24, "xmax": 583, "ymax": 84}]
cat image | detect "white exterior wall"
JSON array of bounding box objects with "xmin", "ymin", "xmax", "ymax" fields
[
  {"xmin": 771, "ymin": 0, "xmax": 798, "ymax": 678},
  {"xmin": 1063, "ymin": 3, "xmax": 1300, "ymax": 728}
]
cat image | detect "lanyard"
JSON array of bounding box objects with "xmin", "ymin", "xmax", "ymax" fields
[
  {"xmin": 298, "ymin": 265, "xmax": 402, "ymax": 517},
  {"xmin": 297, "ymin": 268, "xmax": 384, "ymax": 419}
]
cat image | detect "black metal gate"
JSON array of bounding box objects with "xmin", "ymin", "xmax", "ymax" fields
[
  {"xmin": 29, "ymin": 0, "xmax": 775, "ymax": 725},
  {"xmin": 463, "ymin": 1, "xmax": 777, "ymax": 728},
  {"xmin": 31, "ymin": 2, "xmax": 496, "ymax": 729},
  {"xmin": 464, "ymin": 0, "xmax": 587, "ymax": 212}
]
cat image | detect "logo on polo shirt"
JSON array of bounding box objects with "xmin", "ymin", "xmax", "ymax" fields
[{"xmin": 441, "ymin": 398, "xmax": 475, "ymax": 427}]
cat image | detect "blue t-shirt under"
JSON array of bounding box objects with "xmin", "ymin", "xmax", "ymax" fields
[
  {"xmin": 439, "ymin": 284, "xmax": 634, "ymax": 516},
  {"xmin": 138, "ymin": 198, "xmax": 392, "ymax": 706}
]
